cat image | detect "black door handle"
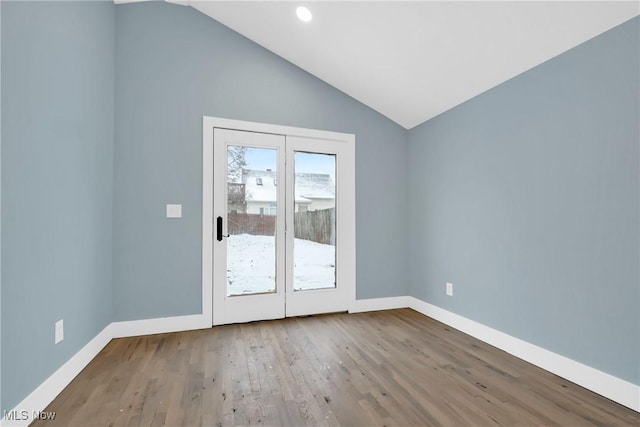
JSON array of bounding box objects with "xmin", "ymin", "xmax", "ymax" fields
[
  {"xmin": 216, "ymin": 216, "xmax": 229, "ymax": 241},
  {"xmin": 217, "ymin": 216, "xmax": 223, "ymax": 241}
]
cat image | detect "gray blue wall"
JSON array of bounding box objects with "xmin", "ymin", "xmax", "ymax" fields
[
  {"xmin": 113, "ymin": 2, "xmax": 409, "ymax": 320},
  {"xmin": 1, "ymin": 1, "xmax": 115, "ymax": 411},
  {"xmin": 0, "ymin": 0, "xmax": 3, "ymax": 414},
  {"xmin": 1, "ymin": 0, "xmax": 638, "ymax": 415},
  {"xmin": 408, "ymin": 17, "xmax": 639, "ymax": 384}
]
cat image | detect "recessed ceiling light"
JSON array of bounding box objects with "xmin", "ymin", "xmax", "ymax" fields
[{"xmin": 296, "ymin": 6, "xmax": 312, "ymax": 23}]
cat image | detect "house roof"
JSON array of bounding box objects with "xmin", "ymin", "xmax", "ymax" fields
[
  {"xmin": 242, "ymin": 169, "xmax": 335, "ymax": 204},
  {"xmin": 294, "ymin": 173, "xmax": 335, "ymax": 200}
]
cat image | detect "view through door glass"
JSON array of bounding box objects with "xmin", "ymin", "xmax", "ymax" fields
[
  {"xmin": 227, "ymin": 146, "xmax": 278, "ymax": 296},
  {"xmin": 293, "ymin": 152, "xmax": 337, "ymax": 291}
]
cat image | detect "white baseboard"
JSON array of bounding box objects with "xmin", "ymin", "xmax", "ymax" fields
[
  {"xmin": 350, "ymin": 296, "xmax": 410, "ymax": 313},
  {"xmin": 0, "ymin": 324, "xmax": 114, "ymax": 427},
  {"xmin": 110, "ymin": 314, "xmax": 209, "ymax": 338},
  {"xmin": 3, "ymin": 299, "xmax": 638, "ymax": 426},
  {"xmin": 1, "ymin": 314, "xmax": 211, "ymax": 427},
  {"xmin": 407, "ymin": 296, "xmax": 640, "ymax": 412}
]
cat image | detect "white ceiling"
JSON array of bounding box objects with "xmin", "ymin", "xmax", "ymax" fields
[{"xmin": 179, "ymin": 1, "xmax": 639, "ymax": 129}]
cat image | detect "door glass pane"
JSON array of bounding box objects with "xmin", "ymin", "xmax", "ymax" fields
[
  {"xmin": 227, "ymin": 146, "xmax": 278, "ymax": 296},
  {"xmin": 293, "ymin": 152, "xmax": 336, "ymax": 291}
]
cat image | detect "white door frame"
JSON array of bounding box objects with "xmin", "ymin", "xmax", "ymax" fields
[{"xmin": 202, "ymin": 116, "xmax": 356, "ymax": 325}]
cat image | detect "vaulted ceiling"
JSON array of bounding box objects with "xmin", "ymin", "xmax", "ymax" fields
[{"xmin": 149, "ymin": 1, "xmax": 639, "ymax": 129}]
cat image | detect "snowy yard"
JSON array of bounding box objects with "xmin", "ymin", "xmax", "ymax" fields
[{"xmin": 227, "ymin": 234, "xmax": 336, "ymax": 295}]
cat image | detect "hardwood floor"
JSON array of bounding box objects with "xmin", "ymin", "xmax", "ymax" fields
[{"xmin": 34, "ymin": 309, "xmax": 639, "ymax": 426}]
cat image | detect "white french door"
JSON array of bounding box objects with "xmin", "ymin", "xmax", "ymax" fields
[
  {"xmin": 213, "ymin": 129, "xmax": 286, "ymax": 324},
  {"xmin": 284, "ymin": 136, "xmax": 353, "ymax": 317},
  {"xmin": 210, "ymin": 123, "xmax": 355, "ymax": 326}
]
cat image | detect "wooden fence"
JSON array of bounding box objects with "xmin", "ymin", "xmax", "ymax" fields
[
  {"xmin": 294, "ymin": 208, "xmax": 335, "ymax": 245},
  {"xmin": 228, "ymin": 212, "xmax": 275, "ymax": 236},
  {"xmin": 227, "ymin": 208, "xmax": 335, "ymax": 245}
]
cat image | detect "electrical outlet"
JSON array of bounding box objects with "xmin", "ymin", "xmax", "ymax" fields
[
  {"xmin": 55, "ymin": 319, "xmax": 64, "ymax": 344},
  {"xmin": 446, "ymin": 282, "xmax": 454, "ymax": 296}
]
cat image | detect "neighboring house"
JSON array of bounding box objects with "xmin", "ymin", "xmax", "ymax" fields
[{"xmin": 241, "ymin": 169, "xmax": 335, "ymax": 215}]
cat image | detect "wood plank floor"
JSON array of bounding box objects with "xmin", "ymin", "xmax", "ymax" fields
[{"xmin": 34, "ymin": 309, "xmax": 639, "ymax": 426}]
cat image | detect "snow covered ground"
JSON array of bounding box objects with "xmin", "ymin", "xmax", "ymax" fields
[{"xmin": 227, "ymin": 234, "xmax": 335, "ymax": 295}]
